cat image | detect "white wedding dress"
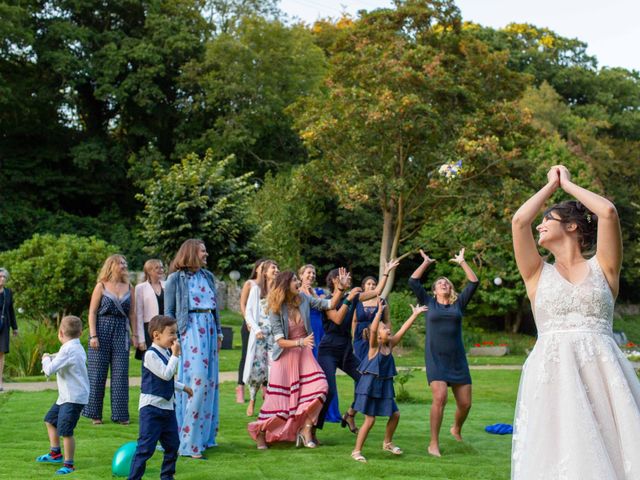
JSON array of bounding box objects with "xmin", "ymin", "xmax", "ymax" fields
[{"xmin": 512, "ymin": 256, "xmax": 640, "ymax": 479}]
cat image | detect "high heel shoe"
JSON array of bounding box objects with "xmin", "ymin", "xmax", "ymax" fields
[
  {"xmin": 296, "ymin": 425, "xmax": 317, "ymax": 448},
  {"xmin": 341, "ymin": 412, "xmax": 359, "ymax": 434}
]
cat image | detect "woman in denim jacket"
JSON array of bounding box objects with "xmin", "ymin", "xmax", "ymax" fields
[{"xmin": 165, "ymin": 239, "xmax": 222, "ymax": 459}]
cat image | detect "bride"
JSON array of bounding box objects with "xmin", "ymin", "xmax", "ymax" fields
[{"xmin": 511, "ymin": 165, "xmax": 640, "ymax": 479}]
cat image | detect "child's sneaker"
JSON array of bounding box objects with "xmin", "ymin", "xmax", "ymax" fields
[
  {"xmin": 55, "ymin": 465, "xmax": 75, "ymax": 475},
  {"xmin": 36, "ymin": 452, "xmax": 63, "ymax": 463}
]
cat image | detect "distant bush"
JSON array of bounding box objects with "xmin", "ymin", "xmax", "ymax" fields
[
  {"xmin": 4, "ymin": 319, "xmax": 62, "ymax": 377},
  {"xmin": 0, "ymin": 233, "xmax": 118, "ymax": 322}
]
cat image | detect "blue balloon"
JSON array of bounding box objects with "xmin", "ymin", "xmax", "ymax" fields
[{"xmin": 112, "ymin": 441, "xmax": 137, "ymax": 477}]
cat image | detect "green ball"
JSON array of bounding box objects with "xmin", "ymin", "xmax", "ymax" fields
[{"xmin": 112, "ymin": 441, "xmax": 137, "ymax": 477}]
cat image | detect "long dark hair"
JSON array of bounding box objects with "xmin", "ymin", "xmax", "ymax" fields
[
  {"xmin": 543, "ymin": 200, "xmax": 598, "ymax": 253},
  {"xmin": 267, "ymin": 271, "xmax": 300, "ymax": 314},
  {"xmin": 249, "ymin": 258, "xmax": 268, "ymax": 281}
]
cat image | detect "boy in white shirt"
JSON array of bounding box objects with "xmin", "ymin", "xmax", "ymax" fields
[
  {"xmin": 36, "ymin": 315, "xmax": 90, "ymax": 475},
  {"xmin": 129, "ymin": 315, "xmax": 193, "ymax": 480}
]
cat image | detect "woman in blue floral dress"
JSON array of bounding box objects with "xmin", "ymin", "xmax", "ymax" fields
[{"xmin": 165, "ymin": 239, "xmax": 222, "ymax": 458}]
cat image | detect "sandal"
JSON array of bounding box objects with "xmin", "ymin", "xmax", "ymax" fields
[
  {"xmin": 341, "ymin": 412, "xmax": 359, "ymax": 434},
  {"xmin": 55, "ymin": 465, "xmax": 75, "ymax": 475},
  {"xmin": 91, "ymin": 419, "xmax": 103, "ymax": 425},
  {"xmin": 351, "ymin": 450, "xmax": 367, "ymax": 463},
  {"xmin": 36, "ymin": 453, "xmax": 63, "ymax": 463},
  {"xmin": 382, "ymin": 442, "xmax": 403, "ymax": 455},
  {"xmin": 296, "ymin": 424, "xmax": 317, "ymax": 449},
  {"xmin": 116, "ymin": 420, "xmax": 130, "ymax": 426}
]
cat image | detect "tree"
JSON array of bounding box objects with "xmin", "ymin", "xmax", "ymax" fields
[
  {"xmin": 292, "ymin": 0, "xmax": 529, "ymax": 294},
  {"xmin": 136, "ymin": 150, "xmax": 255, "ymax": 272},
  {"xmin": 177, "ymin": 16, "xmax": 326, "ymax": 177}
]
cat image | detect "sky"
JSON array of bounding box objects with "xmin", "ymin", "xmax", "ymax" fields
[{"xmin": 278, "ymin": 0, "xmax": 639, "ymax": 71}]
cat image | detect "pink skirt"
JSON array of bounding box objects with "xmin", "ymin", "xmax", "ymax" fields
[{"xmin": 248, "ymin": 345, "xmax": 328, "ymax": 443}]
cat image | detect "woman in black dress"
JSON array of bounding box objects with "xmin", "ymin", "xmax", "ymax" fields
[
  {"xmin": 0, "ymin": 268, "xmax": 18, "ymax": 391},
  {"xmin": 409, "ymin": 248, "xmax": 478, "ymax": 457}
]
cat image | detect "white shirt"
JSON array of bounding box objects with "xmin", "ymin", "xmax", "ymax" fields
[
  {"xmin": 42, "ymin": 338, "xmax": 90, "ymax": 405},
  {"xmin": 139, "ymin": 343, "xmax": 186, "ymax": 411}
]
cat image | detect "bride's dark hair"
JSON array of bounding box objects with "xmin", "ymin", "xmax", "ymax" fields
[{"xmin": 543, "ymin": 200, "xmax": 598, "ymax": 253}]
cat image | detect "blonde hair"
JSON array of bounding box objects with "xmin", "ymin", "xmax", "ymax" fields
[
  {"xmin": 61, "ymin": 315, "xmax": 83, "ymax": 339},
  {"xmin": 431, "ymin": 276, "xmax": 458, "ymax": 303},
  {"xmin": 142, "ymin": 259, "xmax": 163, "ymax": 282},
  {"xmin": 267, "ymin": 271, "xmax": 301, "ymax": 314},
  {"xmin": 170, "ymin": 239, "xmax": 205, "ymax": 273},
  {"xmin": 98, "ymin": 254, "xmax": 129, "ymax": 283},
  {"xmin": 298, "ymin": 264, "xmax": 315, "ymax": 278}
]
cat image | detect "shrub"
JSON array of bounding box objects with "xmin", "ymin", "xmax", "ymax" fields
[
  {"xmin": 0, "ymin": 233, "xmax": 118, "ymax": 321},
  {"xmin": 4, "ymin": 319, "xmax": 61, "ymax": 377}
]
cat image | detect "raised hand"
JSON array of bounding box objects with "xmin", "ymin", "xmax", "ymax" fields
[
  {"xmin": 337, "ymin": 267, "xmax": 351, "ymax": 290},
  {"xmin": 419, "ymin": 249, "xmax": 436, "ymax": 265},
  {"xmin": 410, "ymin": 304, "xmax": 429, "ymax": 316},
  {"xmin": 375, "ymin": 297, "xmax": 386, "ymax": 315},
  {"xmin": 383, "ymin": 259, "xmax": 401, "ymax": 275},
  {"xmin": 449, "ymin": 248, "xmax": 466, "ymax": 265},
  {"xmin": 557, "ymin": 165, "xmax": 572, "ymax": 188},
  {"xmin": 547, "ymin": 166, "xmax": 560, "ymax": 189}
]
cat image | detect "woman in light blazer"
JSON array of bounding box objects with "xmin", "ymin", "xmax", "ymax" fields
[
  {"xmin": 134, "ymin": 259, "xmax": 165, "ymax": 359},
  {"xmin": 247, "ymin": 269, "xmax": 348, "ymax": 450}
]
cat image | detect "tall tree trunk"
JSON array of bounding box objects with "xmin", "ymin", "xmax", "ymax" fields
[{"xmin": 381, "ymin": 194, "xmax": 403, "ymax": 298}]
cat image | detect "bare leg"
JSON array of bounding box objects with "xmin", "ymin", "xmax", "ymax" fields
[
  {"xmin": 247, "ymin": 384, "xmax": 257, "ymax": 416},
  {"xmin": 450, "ymin": 383, "xmax": 472, "ymax": 441},
  {"xmin": 62, "ymin": 436, "xmax": 75, "ymax": 462},
  {"xmin": 46, "ymin": 422, "xmax": 60, "ymax": 449},
  {"xmin": 383, "ymin": 411, "xmax": 400, "ymax": 443},
  {"xmin": 428, "ymin": 381, "xmax": 448, "ymax": 457},
  {"xmin": 354, "ymin": 415, "xmax": 376, "ymax": 453}
]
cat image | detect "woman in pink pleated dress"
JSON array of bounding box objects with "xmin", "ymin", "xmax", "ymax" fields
[{"xmin": 248, "ymin": 270, "xmax": 347, "ymax": 449}]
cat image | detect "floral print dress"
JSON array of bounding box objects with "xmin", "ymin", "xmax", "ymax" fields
[
  {"xmin": 175, "ymin": 270, "xmax": 220, "ymax": 456},
  {"xmin": 245, "ymin": 297, "xmax": 273, "ymax": 401}
]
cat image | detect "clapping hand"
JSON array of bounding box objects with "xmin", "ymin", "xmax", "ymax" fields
[
  {"xmin": 547, "ymin": 166, "xmax": 560, "ymax": 189},
  {"xmin": 449, "ymin": 248, "xmax": 466, "ymax": 265}
]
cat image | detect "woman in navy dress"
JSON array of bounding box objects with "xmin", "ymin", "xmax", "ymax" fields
[{"xmin": 408, "ymin": 248, "xmax": 478, "ymax": 457}]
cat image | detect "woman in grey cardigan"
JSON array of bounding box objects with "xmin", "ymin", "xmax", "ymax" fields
[{"xmin": 247, "ymin": 270, "xmax": 347, "ymax": 449}]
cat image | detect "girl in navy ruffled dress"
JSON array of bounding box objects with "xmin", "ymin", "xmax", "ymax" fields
[{"xmin": 351, "ymin": 300, "xmax": 428, "ymax": 463}]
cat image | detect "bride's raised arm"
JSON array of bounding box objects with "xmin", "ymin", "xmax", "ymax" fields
[{"xmin": 511, "ymin": 167, "xmax": 560, "ymax": 298}]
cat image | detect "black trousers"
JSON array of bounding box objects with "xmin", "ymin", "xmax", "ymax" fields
[
  {"xmin": 316, "ymin": 340, "xmax": 361, "ymax": 429},
  {"xmin": 237, "ymin": 322, "xmax": 250, "ymax": 384}
]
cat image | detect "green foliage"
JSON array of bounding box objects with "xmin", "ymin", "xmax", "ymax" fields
[
  {"xmin": 136, "ymin": 150, "xmax": 255, "ymax": 272},
  {"xmin": 395, "ymin": 367, "xmax": 417, "ymax": 403},
  {"xmin": 0, "ymin": 234, "xmax": 117, "ymax": 321},
  {"xmin": 3, "ymin": 320, "xmax": 62, "ymax": 378},
  {"xmin": 178, "ymin": 16, "xmax": 326, "ymax": 177}
]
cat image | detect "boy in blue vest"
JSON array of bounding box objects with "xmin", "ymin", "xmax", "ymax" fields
[{"xmin": 129, "ymin": 315, "xmax": 193, "ymax": 480}]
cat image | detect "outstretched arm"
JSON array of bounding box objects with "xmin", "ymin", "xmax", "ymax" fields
[
  {"xmin": 368, "ymin": 298, "xmax": 385, "ymax": 349},
  {"xmin": 450, "ymin": 248, "xmax": 478, "ymax": 282},
  {"xmin": 391, "ymin": 304, "xmax": 428, "ymax": 349},
  {"xmin": 359, "ymin": 259, "xmax": 401, "ymax": 301},
  {"xmin": 512, "ymin": 168, "xmax": 559, "ymax": 295},
  {"xmin": 557, "ymin": 166, "xmax": 622, "ymax": 295}
]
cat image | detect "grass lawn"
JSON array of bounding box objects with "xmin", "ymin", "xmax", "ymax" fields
[{"xmin": 0, "ymin": 371, "xmax": 519, "ymax": 479}]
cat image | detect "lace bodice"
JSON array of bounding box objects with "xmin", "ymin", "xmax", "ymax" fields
[{"xmin": 534, "ymin": 256, "xmax": 614, "ymax": 336}]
